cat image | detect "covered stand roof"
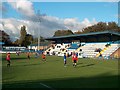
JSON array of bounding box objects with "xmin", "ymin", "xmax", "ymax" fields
[{"xmin": 46, "ymin": 30, "xmax": 120, "ymax": 43}]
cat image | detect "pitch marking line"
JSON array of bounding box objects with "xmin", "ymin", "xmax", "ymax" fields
[{"xmin": 40, "ymin": 83, "xmax": 55, "ymax": 90}]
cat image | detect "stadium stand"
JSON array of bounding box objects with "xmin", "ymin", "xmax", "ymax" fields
[
  {"xmin": 102, "ymin": 43, "xmax": 120, "ymax": 58},
  {"xmin": 45, "ymin": 43, "xmax": 70, "ymax": 56},
  {"xmin": 76, "ymin": 42, "xmax": 120, "ymax": 58},
  {"xmin": 77, "ymin": 42, "xmax": 107, "ymax": 58},
  {"xmin": 46, "ymin": 31, "xmax": 120, "ymax": 59},
  {"xmin": 45, "ymin": 42, "xmax": 120, "ymax": 58},
  {"xmin": 68, "ymin": 43, "xmax": 80, "ymax": 49}
]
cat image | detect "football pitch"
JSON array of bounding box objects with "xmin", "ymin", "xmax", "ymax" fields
[{"xmin": 2, "ymin": 53, "xmax": 119, "ymax": 89}]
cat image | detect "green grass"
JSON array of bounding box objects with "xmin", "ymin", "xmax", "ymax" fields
[{"xmin": 2, "ymin": 53, "xmax": 119, "ymax": 89}]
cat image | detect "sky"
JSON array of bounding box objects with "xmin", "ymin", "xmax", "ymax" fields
[{"xmin": 0, "ymin": 0, "xmax": 119, "ymax": 41}]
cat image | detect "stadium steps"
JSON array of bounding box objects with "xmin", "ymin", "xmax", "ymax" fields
[
  {"xmin": 102, "ymin": 44, "xmax": 120, "ymax": 57},
  {"xmin": 96, "ymin": 46, "xmax": 110, "ymax": 57},
  {"xmin": 76, "ymin": 46, "xmax": 84, "ymax": 52},
  {"xmin": 80, "ymin": 43, "xmax": 107, "ymax": 58}
]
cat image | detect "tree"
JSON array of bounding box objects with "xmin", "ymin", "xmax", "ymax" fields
[
  {"xmin": 17, "ymin": 25, "xmax": 34, "ymax": 47},
  {"xmin": 40, "ymin": 36, "xmax": 45, "ymax": 42},
  {"xmin": 53, "ymin": 30, "xmax": 74, "ymax": 37},
  {"xmin": 83, "ymin": 22, "xmax": 107, "ymax": 33},
  {"xmin": 96, "ymin": 22, "xmax": 107, "ymax": 31},
  {"xmin": 24, "ymin": 34, "xmax": 33, "ymax": 47},
  {"xmin": 32, "ymin": 38, "xmax": 38, "ymax": 44},
  {"xmin": 13, "ymin": 39, "xmax": 19, "ymax": 45},
  {"xmin": 107, "ymin": 22, "xmax": 118, "ymax": 31},
  {"xmin": 74, "ymin": 30, "xmax": 83, "ymax": 34},
  {"xmin": 19, "ymin": 25, "xmax": 27, "ymax": 46},
  {"xmin": 81, "ymin": 22, "xmax": 120, "ymax": 34},
  {"xmin": 0, "ymin": 30, "xmax": 12, "ymax": 45}
]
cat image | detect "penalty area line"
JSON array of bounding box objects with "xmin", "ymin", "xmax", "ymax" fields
[{"xmin": 40, "ymin": 83, "xmax": 55, "ymax": 90}]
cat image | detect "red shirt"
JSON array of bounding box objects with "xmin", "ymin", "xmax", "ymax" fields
[
  {"xmin": 72, "ymin": 54, "xmax": 78, "ymax": 61},
  {"xmin": 6, "ymin": 53, "xmax": 10, "ymax": 61},
  {"xmin": 42, "ymin": 54, "xmax": 45, "ymax": 59}
]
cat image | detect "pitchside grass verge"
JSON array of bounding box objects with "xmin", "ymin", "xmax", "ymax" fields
[{"xmin": 2, "ymin": 53, "xmax": 119, "ymax": 89}]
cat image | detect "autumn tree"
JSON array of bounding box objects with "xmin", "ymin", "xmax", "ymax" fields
[
  {"xmin": 74, "ymin": 21, "xmax": 120, "ymax": 35},
  {"xmin": 54, "ymin": 30, "xmax": 74, "ymax": 37},
  {"xmin": 107, "ymin": 22, "xmax": 118, "ymax": 31},
  {"xmin": 74, "ymin": 30, "xmax": 83, "ymax": 34}
]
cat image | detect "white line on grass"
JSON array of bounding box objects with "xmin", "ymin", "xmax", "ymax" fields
[{"xmin": 40, "ymin": 83, "xmax": 55, "ymax": 90}]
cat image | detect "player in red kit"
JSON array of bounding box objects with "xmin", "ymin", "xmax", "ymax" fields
[{"xmin": 72, "ymin": 52, "xmax": 78, "ymax": 67}]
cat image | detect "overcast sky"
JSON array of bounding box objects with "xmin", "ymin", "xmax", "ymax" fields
[{"xmin": 0, "ymin": 0, "xmax": 119, "ymax": 41}]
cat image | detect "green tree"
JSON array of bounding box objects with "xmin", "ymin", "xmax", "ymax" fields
[
  {"xmin": 13, "ymin": 39, "xmax": 19, "ymax": 45},
  {"xmin": 24, "ymin": 34, "xmax": 33, "ymax": 47},
  {"xmin": 19, "ymin": 25, "xmax": 27, "ymax": 46},
  {"xmin": 32, "ymin": 38, "xmax": 38, "ymax": 44}
]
